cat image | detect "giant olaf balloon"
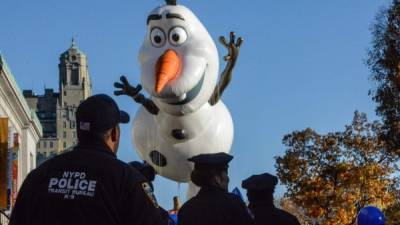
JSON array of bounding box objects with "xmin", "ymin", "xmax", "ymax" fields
[{"xmin": 115, "ymin": 0, "xmax": 243, "ymax": 184}]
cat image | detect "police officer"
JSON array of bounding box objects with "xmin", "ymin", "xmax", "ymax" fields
[
  {"xmin": 129, "ymin": 161, "xmax": 156, "ymax": 189},
  {"xmin": 242, "ymin": 173, "xmax": 300, "ymax": 225},
  {"xmin": 178, "ymin": 152, "xmax": 254, "ymax": 225},
  {"xmin": 129, "ymin": 161, "xmax": 175, "ymax": 225},
  {"xmin": 10, "ymin": 94, "xmax": 164, "ymax": 225}
]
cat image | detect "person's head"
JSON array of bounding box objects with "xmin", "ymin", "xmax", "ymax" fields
[
  {"xmin": 76, "ymin": 94, "xmax": 130, "ymax": 153},
  {"xmin": 94, "ymin": 125, "xmax": 121, "ymax": 154},
  {"xmin": 188, "ymin": 152, "xmax": 233, "ymax": 191},
  {"xmin": 128, "ymin": 161, "xmax": 156, "ymax": 182},
  {"xmin": 242, "ymin": 173, "xmax": 278, "ymax": 206}
]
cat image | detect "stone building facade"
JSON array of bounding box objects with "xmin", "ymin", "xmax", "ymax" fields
[
  {"xmin": 0, "ymin": 53, "xmax": 42, "ymax": 210},
  {"xmin": 23, "ymin": 40, "xmax": 92, "ymax": 164}
]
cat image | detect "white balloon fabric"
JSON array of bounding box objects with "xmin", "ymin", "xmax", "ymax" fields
[
  {"xmin": 133, "ymin": 102, "xmax": 233, "ymax": 182},
  {"xmin": 132, "ymin": 3, "xmax": 234, "ymax": 182}
]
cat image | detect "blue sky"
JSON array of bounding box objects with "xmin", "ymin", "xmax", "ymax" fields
[{"xmin": 0, "ymin": 0, "xmax": 390, "ymax": 209}]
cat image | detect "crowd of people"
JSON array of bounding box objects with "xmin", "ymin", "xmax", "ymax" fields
[{"xmin": 8, "ymin": 94, "xmax": 385, "ymax": 225}]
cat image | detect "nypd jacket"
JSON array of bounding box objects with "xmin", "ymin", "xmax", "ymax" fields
[
  {"xmin": 178, "ymin": 186, "xmax": 254, "ymax": 225},
  {"xmin": 9, "ymin": 141, "xmax": 164, "ymax": 225},
  {"xmin": 249, "ymin": 204, "xmax": 301, "ymax": 225}
]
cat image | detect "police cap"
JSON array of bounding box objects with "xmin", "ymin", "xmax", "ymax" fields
[
  {"xmin": 76, "ymin": 94, "xmax": 130, "ymax": 134},
  {"xmin": 188, "ymin": 152, "xmax": 233, "ymax": 170},
  {"xmin": 129, "ymin": 161, "xmax": 156, "ymax": 182},
  {"xmin": 242, "ymin": 172, "xmax": 278, "ymax": 190}
]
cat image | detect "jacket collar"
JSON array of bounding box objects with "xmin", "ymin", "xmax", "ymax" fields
[
  {"xmin": 249, "ymin": 201, "xmax": 275, "ymax": 211},
  {"xmin": 198, "ymin": 185, "xmax": 227, "ymax": 195},
  {"xmin": 75, "ymin": 140, "xmax": 116, "ymax": 158}
]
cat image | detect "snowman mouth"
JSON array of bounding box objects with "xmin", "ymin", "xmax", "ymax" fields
[{"xmin": 166, "ymin": 66, "xmax": 207, "ymax": 105}]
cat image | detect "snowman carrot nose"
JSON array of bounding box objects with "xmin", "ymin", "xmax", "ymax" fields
[{"xmin": 155, "ymin": 49, "xmax": 181, "ymax": 94}]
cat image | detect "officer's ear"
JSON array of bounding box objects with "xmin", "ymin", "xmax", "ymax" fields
[{"xmin": 110, "ymin": 125, "xmax": 120, "ymax": 142}]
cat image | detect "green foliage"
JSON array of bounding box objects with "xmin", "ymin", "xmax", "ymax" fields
[
  {"xmin": 275, "ymin": 112, "xmax": 399, "ymax": 225},
  {"xmin": 367, "ymin": 0, "xmax": 400, "ymax": 157}
]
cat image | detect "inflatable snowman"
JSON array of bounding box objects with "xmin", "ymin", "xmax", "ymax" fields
[{"xmin": 115, "ymin": 0, "xmax": 243, "ymax": 190}]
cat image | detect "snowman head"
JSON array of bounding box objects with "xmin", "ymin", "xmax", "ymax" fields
[{"xmin": 139, "ymin": 1, "xmax": 219, "ymax": 115}]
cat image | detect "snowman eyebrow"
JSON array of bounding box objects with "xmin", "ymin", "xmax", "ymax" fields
[
  {"xmin": 147, "ymin": 14, "xmax": 162, "ymax": 24},
  {"xmin": 166, "ymin": 13, "xmax": 185, "ymax": 21}
]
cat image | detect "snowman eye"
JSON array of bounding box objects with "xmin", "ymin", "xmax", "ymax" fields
[
  {"xmin": 150, "ymin": 27, "xmax": 166, "ymax": 48},
  {"xmin": 169, "ymin": 27, "xmax": 187, "ymax": 46}
]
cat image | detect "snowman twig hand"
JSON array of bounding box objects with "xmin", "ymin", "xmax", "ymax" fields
[
  {"xmin": 114, "ymin": 76, "xmax": 142, "ymax": 97},
  {"xmin": 219, "ymin": 31, "xmax": 243, "ymax": 63},
  {"xmin": 114, "ymin": 76, "xmax": 159, "ymax": 115},
  {"xmin": 209, "ymin": 31, "xmax": 243, "ymax": 106}
]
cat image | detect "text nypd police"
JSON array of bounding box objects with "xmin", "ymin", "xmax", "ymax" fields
[{"xmin": 48, "ymin": 171, "xmax": 97, "ymax": 199}]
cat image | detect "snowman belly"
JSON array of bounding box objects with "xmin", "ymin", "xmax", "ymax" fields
[{"xmin": 132, "ymin": 101, "xmax": 234, "ymax": 182}]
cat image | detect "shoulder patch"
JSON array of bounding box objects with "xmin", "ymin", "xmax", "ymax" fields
[{"xmin": 141, "ymin": 182, "xmax": 159, "ymax": 208}]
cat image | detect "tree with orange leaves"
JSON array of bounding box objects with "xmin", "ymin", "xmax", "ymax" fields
[{"xmin": 275, "ymin": 111, "xmax": 399, "ymax": 225}]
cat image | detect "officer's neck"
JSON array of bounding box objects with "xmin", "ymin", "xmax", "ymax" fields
[
  {"xmin": 201, "ymin": 185, "xmax": 227, "ymax": 193},
  {"xmin": 248, "ymin": 193, "xmax": 275, "ymax": 209},
  {"xmin": 104, "ymin": 137, "xmax": 118, "ymax": 154},
  {"xmin": 78, "ymin": 137, "xmax": 115, "ymax": 154}
]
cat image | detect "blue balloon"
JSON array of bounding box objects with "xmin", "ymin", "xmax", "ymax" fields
[
  {"xmin": 231, "ymin": 187, "xmax": 244, "ymax": 202},
  {"xmin": 357, "ymin": 206, "xmax": 385, "ymax": 225},
  {"xmin": 169, "ymin": 213, "xmax": 178, "ymax": 225}
]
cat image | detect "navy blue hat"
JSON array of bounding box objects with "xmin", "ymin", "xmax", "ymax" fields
[
  {"xmin": 76, "ymin": 94, "xmax": 129, "ymax": 134},
  {"xmin": 242, "ymin": 173, "xmax": 278, "ymax": 190},
  {"xmin": 129, "ymin": 161, "xmax": 147, "ymax": 171},
  {"xmin": 129, "ymin": 161, "xmax": 156, "ymax": 182},
  {"xmin": 188, "ymin": 152, "xmax": 233, "ymax": 170}
]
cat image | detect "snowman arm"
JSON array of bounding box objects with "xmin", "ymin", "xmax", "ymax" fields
[
  {"xmin": 114, "ymin": 76, "xmax": 159, "ymax": 115},
  {"xmin": 209, "ymin": 32, "xmax": 243, "ymax": 106},
  {"xmin": 132, "ymin": 93, "xmax": 159, "ymax": 115},
  {"xmin": 209, "ymin": 62, "xmax": 234, "ymax": 105}
]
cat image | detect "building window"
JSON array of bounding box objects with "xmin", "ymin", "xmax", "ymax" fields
[
  {"xmin": 63, "ymin": 142, "xmax": 67, "ymax": 149},
  {"xmin": 73, "ymin": 132, "xmax": 76, "ymax": 138},
  {"xmin": 71, "ymin": 55, "xmax": 77, "ymax": 61},
  {"xmin": 30, "ymin": 153, "xmax": 34, "ymax": 171},
  {"xmin": 43, "ymin": 141, "xmax": 47, "ymax": 148},
  {"xmin": 64, "ymin": 91, "xmax": 67, "ymax": 96},
  {"xmin": 71, "ymin": 67, "xmax": 79, "ymax": 85},
  {"xmin": 37, "ymin": 142, "xmax": 40, "ymax": 148},
  {"xmin": 63, "ymin": 132, "xmax": 67, "ymax": 138},
  {"xmin": 71, "ymin": 121, "xmax": 75, "ymax": 129},
  {"xmin": 50, "ymin": 141, "xmax": 53, "ymax": 148},
  {"xmin": 63, "ymin": 121, "xmax": 66, "ymax": 128}
]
